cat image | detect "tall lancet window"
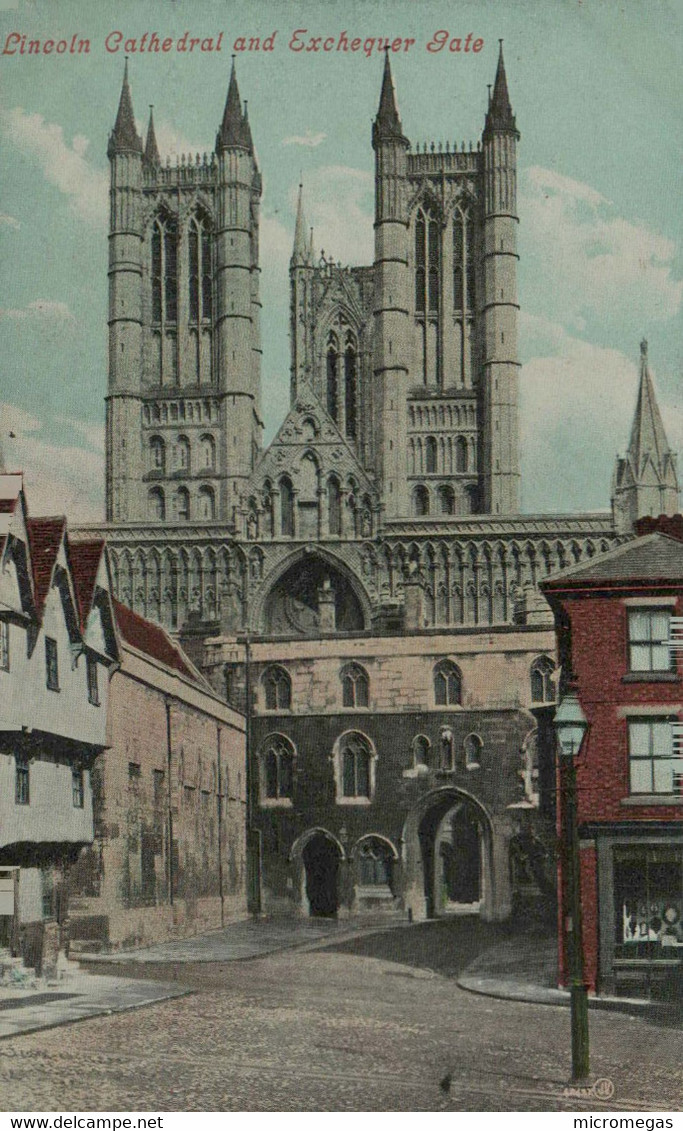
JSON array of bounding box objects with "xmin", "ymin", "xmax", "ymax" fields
[
  {"xmin": 326, "ymin": 333, "xmax": 339, "ymax": 423},
  {"xmin": 152, "ymin": 216, "xmax": 178, "ymax": 324},
  {"xmin": 344, "ymin": 334, "xmax": 358, "ymax": 441},
  {"xmin": 453, "ymin": 213, "xmax": 464, "ymax": 312},
  {"xmin": 189, "ymin": 216, "xmax": 212, "ymax": 323},
  {"xmin": 453, "ymin": 210, "xmax": 475, "ymax": 316},
  {"xmin": 415, "ymin": 206, "xmax": 440, "ymax": 385}
]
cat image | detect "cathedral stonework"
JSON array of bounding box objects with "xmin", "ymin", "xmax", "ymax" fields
[{"xmin": 80, "ymin": 49, "xmax": 679, "ymax": 922}]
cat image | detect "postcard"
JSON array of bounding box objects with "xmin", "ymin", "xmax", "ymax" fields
[{"xmin": 0, "ymin": 0, "xmax": 681, "ymax": 1118}]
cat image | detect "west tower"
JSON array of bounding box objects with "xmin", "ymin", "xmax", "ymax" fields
[{"xmin": 105, "ymin": 61, "xmax": 263, "ymax": 526}]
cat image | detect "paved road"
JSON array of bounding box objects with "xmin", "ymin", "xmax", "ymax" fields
[{"xmin": 2, "ymin": 923, "xmax": 680, "ymax": 1112}]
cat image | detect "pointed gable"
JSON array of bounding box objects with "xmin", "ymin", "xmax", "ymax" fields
[
  {"xmin": 249, "ymin": 387, "xmax": 374, "ymax": 497},
  {"xmin": 26, "ymin": 517, "xmax": 66, "ymax": 619},
  {"xmin": 70, "ymin": 539, "xmax": 119, "ymax": 661}
]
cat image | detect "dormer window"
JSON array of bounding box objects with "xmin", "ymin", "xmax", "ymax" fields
[{"xmin": 87, "ymin": 656, "xmax": 99, "ymax": 706}]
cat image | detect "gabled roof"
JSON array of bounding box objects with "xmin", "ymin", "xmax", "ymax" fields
[
  {"xmin": 70, "ymin": 539, "xmax": 106, "ymax": 630},
  {"xmin": 542, "ymin": 532, "xmax": 683, "ymax": 590},
  {"xmin": 248, "ymin": 386, "xmax": 375, "ymax": 499},
  {"xmin": 113, "ymin": 598, "xmax": 204, "ymax": 683},
  {"xmin": 26, "ymin": 516, "xmax": 66, "ymax": 617}
]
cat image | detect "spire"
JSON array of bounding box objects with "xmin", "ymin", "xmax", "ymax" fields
[
  {"xmin": 292, "ymin": 183, "xmax": 309, "ymax": 265},
  {"xmin": 217, "ymin": 58, "xmax": 247, "ymax": 150},
  {"xmin": 484, "ymin": 41, "xmax": 517, "ymax": 136},
  {"xmin": 627, "ymin": 339, "xmax": 675, "ymax": 472},
  {"xmin": 373, "ymin": 50, "xmax": 406, "ymax": 144},
  {"xmin": 143, "ymin": 105, "xmax": 160, "ymax": 165},
  {"xmin": 109, "ymin": 59, "xmax": 143, "ymax": 156}
]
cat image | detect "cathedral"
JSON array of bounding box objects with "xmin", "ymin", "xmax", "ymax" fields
[{"xmin": 85, "ymin": 48, "xmax": 679, "ymax": 921}]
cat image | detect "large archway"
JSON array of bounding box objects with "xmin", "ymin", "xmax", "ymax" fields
[
  {"xmin": 300, "ymin": 831, "xmax": 342, "ymax": 917},
  {"xmin": 402, "ymin": 788, "xmax": 503, "ymax": 922},
  {"xmin": 256, "ymin": 550, "xmax": 370, "ymax": 636}
]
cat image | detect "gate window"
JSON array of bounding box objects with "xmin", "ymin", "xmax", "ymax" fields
[{"xmin": 357, "ymin": 838, "xmax": 393, "ymax": 887}]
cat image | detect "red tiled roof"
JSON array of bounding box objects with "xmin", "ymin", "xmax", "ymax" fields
[
  {"xmin": 26, "ymin": 516, "xmax": 66, "ymax": 617},
  {"xmin": 113, "ymin": 599, "xmax": 197, "ymax": 681},
  {"xmin": 69, "ymin": 539, "xmax": 106, "ymax": 630}
]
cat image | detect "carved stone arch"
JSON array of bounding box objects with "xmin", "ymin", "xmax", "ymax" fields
[
  {"xmin": 250, "ymin": 545, "xmax": 373, "ymax": 635},
  {"xmin": 188, "ymin": 195, "xmax": 214, "ymax": 228},
  {"xmin": 409, "ymin": 182, "xmax": 446, "ymax": 225}
]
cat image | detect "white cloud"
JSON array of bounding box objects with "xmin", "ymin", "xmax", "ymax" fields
[
  {"xmin": 521, "ymin": 166, "xmax": 683, "ymax": 325},
  {"xmin": 0, "ymin": 299, "xmax": 75, "ymax": 323},
  {"xmin": 301, "ymin": 166, "xmax": 374, "ymax": 266},
  {"xmin": 0, "ymin": 214, "xmax": 20, "ymax": 230},
  {"xmin": 0, "ymin": 106, "xmax": 107, "ymax": 226},
  {"xmin": 1, "ymin": 403, "xmax": 103, "ymax": 524},
  {"xmin": 282, "ymin": 130, "xmax": 327, "ymax": 149},
  {"xmin": 138, "ymin": 118, "xmax": 205, "ymax": 163},
  {"xmin": 519, "ymin": 314, "xmax": 680, "ymax": 513}
]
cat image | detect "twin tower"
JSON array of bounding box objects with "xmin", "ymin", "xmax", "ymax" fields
[{"xmin": 106, "ymin": 48, "xmax": 521, "ymax": 527}]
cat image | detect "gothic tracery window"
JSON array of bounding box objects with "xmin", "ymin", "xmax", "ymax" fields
[
  {"xmin": 341, "ymin": 663, "xmax": 369, "ymax": 708},
  {"xmin": 151, "ymin": 216, "xmax": 178, "ymax": 324},
  {"xmin": 340, "ymin": 733, "xmax": 372, "ymax": 799},
  {"xmin": 260, "ymin": 735, "xmax": 294, "ymax": 802},
  {"xmin": 415, "ymin": 205, "xmax": 440, "ymax": 385},
  {"xmin": 326, "ymin": 333, "xmax": 339, "ymax": 423},
  {"xmin": 344, "ymin": 335, "xmax": 358, "ymax": 441},
  {"xmin": 189, "ymin": 215, "xmax": 212, "ymax": 323},
  {"xmin": 357, "ymin": 838, "xmax": 393, "ymax": 887},
  {"xmin": 148, "ymin": 487, "xmax": 165, "ymax": 521},
  {"xmin": 263, "ymin": 665, "xmax": 292, "ymax": 711},
  {"xmin": 434, "ymin": 660, "xmax": 462, "ymax": 707},
  {"xmin": 530, "ymin": 656, "xmax": 555, "ymax": 704},
  {"xmin": 280, "ymin": 477, "xmax": 294, "ymax": 538}
]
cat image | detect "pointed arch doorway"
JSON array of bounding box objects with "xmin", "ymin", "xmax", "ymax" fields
[
  {"xmin": 292, "ymin": 829, "xmax": 344, "ymax": 917},
  {"xmin": 403, "ymin": 788, "xmax": 495, "ymax": 921}
]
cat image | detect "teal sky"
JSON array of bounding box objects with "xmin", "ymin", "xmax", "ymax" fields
[{"xmin": 1, "ymin": 0, "xmax": 681, "ymax": 521}]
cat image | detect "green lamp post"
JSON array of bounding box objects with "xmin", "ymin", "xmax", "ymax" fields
[{"xmin": 554, "ymin": 690, "xmax": 590, "ymax": 1082}]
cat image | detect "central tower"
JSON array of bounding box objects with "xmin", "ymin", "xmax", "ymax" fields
[{"xmin": 105, "ymin": 61, "xmax": 263, "ymax": 526}]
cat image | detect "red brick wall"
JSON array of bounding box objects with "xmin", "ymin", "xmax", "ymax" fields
[{"xmin": 561, "ymin": 592, "xmax": 683, "ymax": 825}]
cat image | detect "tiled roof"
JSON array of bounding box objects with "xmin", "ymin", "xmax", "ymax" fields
[
  {"xmin": 26, "ymin": 516, "xmax": 66, "ymax": 616},
  {"xmin": 69, "ymin": 539, "xmax": 106, "ymax": 630},
  {"xmin": 542, "ymin": 532, "xmax": 683, "ymax": 589},
  {"xmin": 113, "ymin": 599, "xmax": 199, "ymax": 681}
]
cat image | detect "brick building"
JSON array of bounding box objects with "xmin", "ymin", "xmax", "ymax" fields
[{"xmin": 542, "ymin": 525, "xmax": 683, "ymax": 997}]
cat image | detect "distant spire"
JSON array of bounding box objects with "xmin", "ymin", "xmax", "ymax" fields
[
  {"xmin": 217, "ymin": 58, "xmax": 247, "ymax": 150},
  {"xmin": 292, "ymin": 184, "xmax": 310, "ymax": 265},
  {"xmin": 373, "ymin": 49, "xmax": 406, "ymax": 144},
  {"xmin": 108, "ymin": 59, "xmax": 142, "ymax": 156},
  {"xmin": 612, "ymin": 339, "xmax": 679, "ymax": 531},
  {"xmin": 484, "ymin": 41, "xmax": 517, "ymax": 136},
  {"xmin": 144, "ymin": 105, "xmax": 160, "ymax": 165},
  {"xmin": 627, "ymin": 339, "xmax": 674, "ymax": 472}
]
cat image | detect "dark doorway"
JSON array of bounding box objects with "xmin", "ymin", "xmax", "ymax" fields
[
  {"xmin": 419, "ymin": 795, "xmax": 484, "ymax": 918},
  {"xmin": 303, "ymin": 834, "xmax": 340, "ymax": 917},
  {"xmin": 441, "ymin": 806, "xmax": 481, "ymax": 904}
]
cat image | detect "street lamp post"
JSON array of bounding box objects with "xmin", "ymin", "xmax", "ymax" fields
[{"xmin": 554, "ymin": 691, "xmax": 590, "ymax": 1082}]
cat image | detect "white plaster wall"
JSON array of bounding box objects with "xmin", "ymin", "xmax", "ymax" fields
[{"xmin": 0, "ymin": 751, "xmax": 93, "ymax": 849}]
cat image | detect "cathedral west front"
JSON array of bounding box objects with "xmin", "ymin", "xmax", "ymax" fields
[{"xmin": 81, "ymin": 48, "xmax": 679, "ymax": 921}]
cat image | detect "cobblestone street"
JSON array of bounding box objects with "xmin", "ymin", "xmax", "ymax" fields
[{"xmin": 1, "ymin": 922, "xmax": 681, "ymax": 1112}]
